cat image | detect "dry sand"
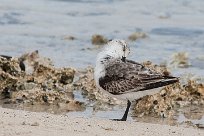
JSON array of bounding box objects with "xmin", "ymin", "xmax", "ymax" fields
[{"xmin": 0, "ymin": 107, "xmax": 203, "ymax": 136}]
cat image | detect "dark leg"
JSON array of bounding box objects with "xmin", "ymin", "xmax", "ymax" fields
[{"xmin": 112, "ymin": 100, "xmax": 131, "ymax": 121}]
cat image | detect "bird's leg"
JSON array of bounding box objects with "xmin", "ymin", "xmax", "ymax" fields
[{"xmin": 112, "ymin": 100, "xmax": 131, "ymax": 121}]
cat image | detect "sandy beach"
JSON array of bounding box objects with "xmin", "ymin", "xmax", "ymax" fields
[{"xmin": 0, "ymin": 107, "xmax": 203, "ymax": 136}]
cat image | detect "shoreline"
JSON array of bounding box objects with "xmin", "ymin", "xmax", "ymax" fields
[{"xmin": 0, "ymin": 107, "xmax": 203, "ymax": 136}]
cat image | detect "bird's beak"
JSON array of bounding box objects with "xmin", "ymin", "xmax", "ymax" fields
[{"xmin": 121, "ymin": 56, "xmax": 126, "ymax": 62}]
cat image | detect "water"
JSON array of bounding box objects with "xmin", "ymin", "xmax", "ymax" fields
[
  {"xmin": 1, "ymin": 0, "xmax": 204, "ymax": 69},
  {"xmin": 0, "ymin": 0, "xmax": 204, "ymax": 127}
]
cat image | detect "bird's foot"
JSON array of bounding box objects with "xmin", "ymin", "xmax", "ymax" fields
[
  {"xmin": 111, "ymin": 100, "xmax": 131, "ymax": 121},
  {"xmin": 111, "ymin": 118, "xmax": 127, "ymax": 121}
]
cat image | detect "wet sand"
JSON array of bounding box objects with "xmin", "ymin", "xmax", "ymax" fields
[{"xmin": 0, "ymin": 107, "xmax": 203, "ymax": 136}]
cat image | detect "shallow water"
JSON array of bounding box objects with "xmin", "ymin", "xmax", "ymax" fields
[{"xmin": 0, "ymin": 0, "xmax": 204, "ymax": 127}]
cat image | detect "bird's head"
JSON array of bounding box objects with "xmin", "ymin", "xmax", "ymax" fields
[{"xmin": 99, "ymin": 39, "xmax": 130, "ymax": 62}]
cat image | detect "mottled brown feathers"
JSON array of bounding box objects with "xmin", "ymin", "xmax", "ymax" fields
[{"xmin": 99, "ymin": 59, "xmax": 179, "ymax": 95}]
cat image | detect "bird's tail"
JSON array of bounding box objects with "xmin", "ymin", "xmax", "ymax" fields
[{"xmin": 140, "ymin": 76, "xmax": 179, "ymax": 91}]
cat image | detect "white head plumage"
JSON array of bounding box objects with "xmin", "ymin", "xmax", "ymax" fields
[{"xmin": 94, "ymin": 39, "xmax": 130, "ymax": 85}]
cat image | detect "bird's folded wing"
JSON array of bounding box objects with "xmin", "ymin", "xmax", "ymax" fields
[{"xmin": 99, "ymin": 59, "xmax": 178, "ymax": 95}]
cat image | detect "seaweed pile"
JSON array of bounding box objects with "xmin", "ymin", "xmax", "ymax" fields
[{"xmin": 0, "ymin": 51, "xmax": 84, "ymax": 112}]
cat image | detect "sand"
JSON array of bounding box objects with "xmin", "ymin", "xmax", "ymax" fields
[{"xmin": 0, "ymin": 107, "xmax": 203, "ymax": 136}]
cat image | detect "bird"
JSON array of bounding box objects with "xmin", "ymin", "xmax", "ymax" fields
[{"xmin": 94, "ymin": 39, "xmax": 179, "ymax": 121}]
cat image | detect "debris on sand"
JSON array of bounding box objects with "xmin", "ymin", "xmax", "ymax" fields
[
  {"xmin": 133, "ymin": 80, "xmax": 204, "ymax": 118},
  {"xmin": 0, "ymin": 51, "xmax": 84, "ymax": 112},
  {"xmin": 91, "ymin": 34, "xmax": 108, "ymax": 45},
  {"xmin": 168, "ymin": 52, "xmax": 191, "ymax": 68},
  {"xmin": 21, "ymin": 121, "xmax": 40, "ymax": 126},
  {"xmin": 128, "ymin": 32, "xmax": 147, "ymax": 41},
  {"xmin": 30, "ymin": 122, "xmax": 40, "ymax": 126}
]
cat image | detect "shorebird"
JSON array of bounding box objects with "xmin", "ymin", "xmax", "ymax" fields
[{"xmin": 94, "ymin": 39, "xmax": 179, "ymax": 121}]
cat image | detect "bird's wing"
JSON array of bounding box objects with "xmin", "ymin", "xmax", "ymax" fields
[{"xmin": 99, "ymin": 59, "xmax": 178, "ymax": 95}]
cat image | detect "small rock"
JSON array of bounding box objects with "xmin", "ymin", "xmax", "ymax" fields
[
  {"xmin": 128, "ymin": 32, "xmax": 147, "ymax": 41},
  {"xmin": 198, "ymin": 84, "xmax": 204, "ymax": 96},
  {"xmin": 59, "ymin": 68, "xmax": 75, "ymax": 85},
  {"xmin": 31, "ymin": 122, "xmax": 39, "ymax": 126},
  {"xmin": 196, "ymin": 123, "xmax": 204, "ymax": 129},
  {"xmin": 158, "ymin": 12, "xmax": 171, "ymax": 19},
  {"xmin": 91, "ymin": 34, "xmax": 108, "ymax": 45},
  {"xmin": 20, "ymin": 82, "xmax": 37, "ymax": 90},
  {"xmin": 19, "ymin": 50, "xmax": 53, "ymax": 75},
  {"xmin": 168, "ymin": 52, "xmax": 191, "ymax": 68},
  {"xmin": 21, "ymin": 121, "xmax": 27, "ymax": 125},
  {"xmin": 63, "ymin": 36, "xmax": 76, "ymax": 41}
]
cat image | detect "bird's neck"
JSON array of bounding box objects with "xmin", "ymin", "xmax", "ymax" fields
[
  {"xmin": 94, "ymin": 61, "xmax": 105, "ymax": 87},
  {"xmin": 94, "ymin": 52, "xmax": 116, "ymax": 85}
]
